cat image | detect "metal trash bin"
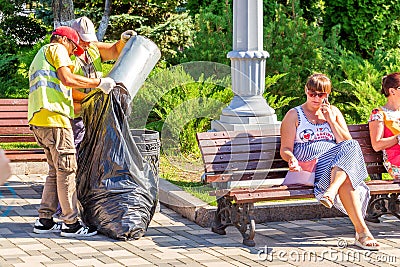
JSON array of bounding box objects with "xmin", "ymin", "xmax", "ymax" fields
[{"xmin": 130, "ymin": 129, "xmax": 160, "ymax": 176}]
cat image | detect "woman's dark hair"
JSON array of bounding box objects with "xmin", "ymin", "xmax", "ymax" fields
[
  {"xmin": 381, "ymin": 72, "xmax": 400, "ymax": 97},
  {"xmin": 305, "ymin": 73, "xmax": 332, "ymax": 94}
]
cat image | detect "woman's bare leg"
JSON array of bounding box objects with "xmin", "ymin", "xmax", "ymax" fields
[{"xmin": 334, "ymin": 170, "xmax": 379, "ymax": 248}]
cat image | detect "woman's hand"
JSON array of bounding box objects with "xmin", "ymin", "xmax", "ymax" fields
[
  {"xmin": 320, "ymin": 99, "xmax": 335, "ymax": 122},
  {"xmin": 288, "ymin": 157, "xmax": 302, "ymax": 172}
]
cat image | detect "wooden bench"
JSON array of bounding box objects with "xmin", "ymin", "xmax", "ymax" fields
[
  {"xmin": 0, "ymin": 99, "xmax": 46, "ymax": 162},
  {"xmin": 196, "ymin": 124, "xmax": 400, "ymax": 246}
]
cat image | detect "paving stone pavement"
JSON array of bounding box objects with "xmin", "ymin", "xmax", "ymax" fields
[{"xmin": 0, "ymin": 174, "xmax": 399, "ymax": 267}]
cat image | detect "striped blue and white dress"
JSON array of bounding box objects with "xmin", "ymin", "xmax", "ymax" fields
[{"xmin": 293, "ymin": 106, "xmax": 370, "ymax": 216}]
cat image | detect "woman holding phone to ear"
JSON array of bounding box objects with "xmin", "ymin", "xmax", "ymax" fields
[{"xmin": 280, "ymin": 73, "xmax": 379, "ymax": 250}]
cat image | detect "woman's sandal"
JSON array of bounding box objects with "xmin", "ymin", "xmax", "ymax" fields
[
  {"xmin": 319, "ymin": 191, "xmax": 335, "ymax": 209},
  {"xmin": 354, "ymin": 232, "xmax": 380, "ymax": 251}
]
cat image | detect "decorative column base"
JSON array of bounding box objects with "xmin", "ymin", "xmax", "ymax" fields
[{"xmin": 211, "ymin": 95, "xmax": 281, "ymax": 134}]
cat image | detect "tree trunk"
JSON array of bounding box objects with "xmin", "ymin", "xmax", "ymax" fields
[
  {"xmin": 52, "ymin": 0, "xmax": 75, "ymax": 28},
  {"xmin": 96, "ymin": 0, "xmax": 112, "ymax": 41}
]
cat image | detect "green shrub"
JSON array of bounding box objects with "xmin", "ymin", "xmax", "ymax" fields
[
  {"xmin": 180, "ymin": 0, "xmax": 232, "ymax": 65},
  {"xmin": 129, "ymin": 65, "xmax": 292, "ymax": 156},
  {"xmin": 324, "ymin": 0, "xmax": 400, "ymax": 57},
  {"xmin": 139, "ymin": 12, "xmax": 194, "ymax": 63},
  {"xmin": 129, "ymin": 64, "xmax": 233, "ymax": 157},
  {"xmin": 263, "ymin": 3, "xmax": 327, "ymax": 112},
  {"xmin": 1, "ymin": 15, "xmax": 48, "ymax": 46}
]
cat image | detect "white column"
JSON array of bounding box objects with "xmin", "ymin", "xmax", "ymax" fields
[{"xmin": 211, "ymin": 0, "xmax": 281, "ymax": 134}]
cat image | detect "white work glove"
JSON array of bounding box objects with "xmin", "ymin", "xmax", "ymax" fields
[
  {"xmin": 98, "ymin": 77, "xmax": 116, "ymax": 94},
  {"xmin": 120, "ymin": 30, "xmax": 137, "ymax": 43}
]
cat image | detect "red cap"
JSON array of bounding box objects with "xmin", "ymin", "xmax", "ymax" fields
[{"xmin": 52, "ymin": 26, "xmax": 84, "ymax": 56}]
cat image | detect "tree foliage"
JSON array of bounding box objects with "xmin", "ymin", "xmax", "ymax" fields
[
  {"xmin": 180, "ymin": 0, "xmax": 232, "ymax": 65},
  {"xmin": 324, "ymin": 0, "xmax": 400, "ymax": 57}
]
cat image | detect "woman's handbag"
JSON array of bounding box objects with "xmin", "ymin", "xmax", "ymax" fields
[{"xmin": 282, "ymin": 159, "xmax": 317, "ymax": 186}]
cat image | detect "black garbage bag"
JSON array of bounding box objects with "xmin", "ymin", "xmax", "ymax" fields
[{"xmin": 76, "ymin": 85, "xmax": 158, "ymax": 240}]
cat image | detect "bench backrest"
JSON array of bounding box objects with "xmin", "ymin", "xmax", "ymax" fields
[
  {"xmin": 0, "ymin": 99, "xmax": 35, "ymax": 142},
  {"xmin": 196, "ymin": 124, "xmax": 385, "ymax": 183}
]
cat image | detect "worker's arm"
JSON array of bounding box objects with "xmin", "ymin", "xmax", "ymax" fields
[
  {"xmin": 94, "ymin": 30, "xmax": 137, "ymax": 61},
  {"xmin": 72, "ymin": 88, "xmax": 87, "ymax": 102},
  {"xmin": 57, "ymin": 66, "xmax": 100, "ymax": 88}
]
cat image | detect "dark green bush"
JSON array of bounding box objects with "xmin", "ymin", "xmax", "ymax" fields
[
  {"xmin": 1, "ymin": 15, "xmax": 48, "ymax": 46},
  {"xmin": 263, "ymin": 4, "xmax": 326, "ymax": 107},
  {"xmin": 180, "ymin": 0, "xmax": 232, "ymax": 65},
  {"xmin": 324, "ymin": 0, "xmax": 400, "ymax": 57}
]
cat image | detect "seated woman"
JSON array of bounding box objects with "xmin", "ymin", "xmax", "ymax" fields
[
  {"xmin": 280, "ymin": 73, "xmax": 379, "ymax": 251},
  {"xmin": 369, "ymin": 72, "xmax": 400, "ymax": 179}
]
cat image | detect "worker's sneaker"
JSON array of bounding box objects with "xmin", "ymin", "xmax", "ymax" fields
[
  {"xmin": 33, "ymin": 218, "xmax": 62, "ymax": 234},
  {"xmin": 60, "ymin": 221, "xmax": 97, "ymax": 237}
]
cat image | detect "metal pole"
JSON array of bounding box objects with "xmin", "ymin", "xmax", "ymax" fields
[{"xmin": 211, "ymin": 0, "xmax": 281, "ymax": 134}]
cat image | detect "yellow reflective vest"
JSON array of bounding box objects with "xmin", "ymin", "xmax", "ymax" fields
[
  {"xmin": 28, "ymin": 44, "xmax": 74, "ymax": 122},
  {"xmin": 72, "ymin": 43, "xmax": 103, "ymax": 93}
]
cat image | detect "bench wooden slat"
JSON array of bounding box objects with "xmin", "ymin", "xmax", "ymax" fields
[
  {"xmin": 205, "ymin": 159, "xmax": 290, "ymax": 173},
  {"xmin": 0, "ymin": 126, "xmax": 32, "ymax": 135},
  {"xmin": 4, "ymin": 149, "xmax": 46, "ymax": 162},
  {"xmin": 200, "ymin": 143, "xmax": 280, "ymax": 155},
  {"xmin": 0, "ymin": 99, "xmax": 28, "ymax": 105},
  {"xmin": 0, "ymin": 136, "xmax": 36, "ymax": 143},
  {"xmin": 233, "ymin": 190, "xmax": 315, "ymax": 203},
  {"xmin": 0, "ymin": 112, "xmax": 28, "ymax": 118},
  {"xmin": 196, "ymin": 130, "xmax": 280, "ymax": 140},
  {"xmin": 0, "ymin": 107, "xmax": 28, "ymax": 113},
  {"xmin": 0, "ymin": 119, "xmax": 30, "ymax": 126},
  {"xmin": 205, "ymin": 169, "xmax": 288, "ymax": 182},
  {"xmin": 366, "ymin": 180, "xmax": 400, "ymax": 193},
  {"xmin": 202, "ymin": 151, "xmax": 278, "ymax": 164},
  {"xmin": 197, "ymin": 136, "xmax": 280, "ymax": 147},
  {"xmin": 366, "ymin": 165, "xmax": 387, "ymax": 174},
  {"xmin": 211, "ymin": 180, "xmax": 400, "ymax": 204},
  {"xmin": 347, "ymin": 131, "xmax": 370, "ymax": 139},
  {"xmin": 0, "ymin": 99, "xmax": 45, "ymax": 162}
]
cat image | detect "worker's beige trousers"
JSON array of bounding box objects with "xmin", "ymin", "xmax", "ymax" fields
[{"xmin": 31, "ymin": 126, "xmax": 78, "ymax": 224}]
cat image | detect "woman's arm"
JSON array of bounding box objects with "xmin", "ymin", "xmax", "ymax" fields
[
  {"xmin": 280, "ymin": 109, "xmax": 301, "ymax": 171},
  {"xmin": 369, "ymin": 119, "xmax": 398, "ymax": 151},
  {"xmin": 324, "ymin": 105, "xmax": 352, "ymax": 142}
]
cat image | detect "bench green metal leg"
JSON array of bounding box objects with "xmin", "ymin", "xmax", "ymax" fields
[
  {"xmin": 366, "ymin": 193, "xmax": 400, "ymax": 222},
  {"xmin": 212, "ymin": 197, "xmax": 256, "ymax": 247}
]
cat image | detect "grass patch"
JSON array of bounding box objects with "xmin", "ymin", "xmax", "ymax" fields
[
  {"xmin": 0, "ymin": 142, "xmax": 40, "ymax": 149},
  {"xmin": 159, "ymin": 154, "xmax": 218, "ymax": 206}
]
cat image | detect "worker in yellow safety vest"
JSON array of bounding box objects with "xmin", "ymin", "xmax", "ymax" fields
[{"xmin": 28, "ymin": 26, "xmax": 115, "ymax": 238}]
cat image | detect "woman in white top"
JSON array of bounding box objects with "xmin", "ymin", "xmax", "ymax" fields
[{"xmin": 280, "ymin": 73, "xmax": 379, "ymax": 250}]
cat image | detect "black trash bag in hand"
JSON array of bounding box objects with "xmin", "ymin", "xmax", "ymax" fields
[{"xmin": 76, "ymin": 85, "xmax": 158, "ymax": 240}]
